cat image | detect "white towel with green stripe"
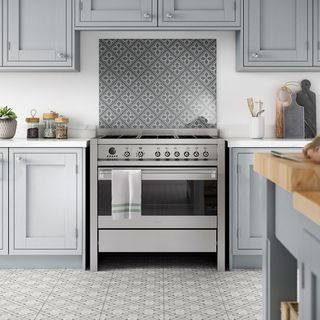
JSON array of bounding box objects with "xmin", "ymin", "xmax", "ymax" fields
[{"xmin": 111, "ymin": 170, "xmax": 141, "ymax": 220}]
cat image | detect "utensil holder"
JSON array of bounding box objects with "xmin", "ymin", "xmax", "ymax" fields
[{"xmin": 250, "ymin": 117, "xmax": 265, "ymax": 139}]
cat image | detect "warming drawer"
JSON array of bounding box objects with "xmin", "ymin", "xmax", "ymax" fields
[{"xmin": 98, "ymin": 230, "xmax": 217, "ymax": 252}]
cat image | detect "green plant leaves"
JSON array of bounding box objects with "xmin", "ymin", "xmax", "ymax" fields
[{"xmin": 0, "ymin": 106, "xmax": 17, "ymax": 120}]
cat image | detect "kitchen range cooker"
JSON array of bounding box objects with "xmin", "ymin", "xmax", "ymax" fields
[{"xmin": 90, "ymin": 129, "xmax": 225, "ymax": 271}]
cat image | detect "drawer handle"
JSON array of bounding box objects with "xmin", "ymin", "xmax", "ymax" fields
[
  {"xmin": 166, "ymin": 13, "xmax": 174, "ymax": 19},
  {"xmin": 143, "ymin": 13, "xmax": 151, "ymax": 19},
  {"xmin": 251, "ymin": 52, "xmax": 260, "ymax": 59}
]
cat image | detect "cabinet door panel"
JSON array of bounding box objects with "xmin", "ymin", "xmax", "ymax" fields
[
  {"xmin": 0, "ymin": 149, "xmax": 8, "ymax": 255},
  {"xmin": 244, "ymin": 0, "xmax": 312, "ymax": 67},
  {"xmin": 76, "ymin": 0, "xmax": 157, "ymax": 27},
  {"xmin": 314, "ymin": 0, "xmax": 320, "ymax": 66},
  {"xmin": 300, "ymin": 231, "xmax": 320, "ymax": 320},
  {"xmin": 159, "ymin": 0, "xmax": 240, "ymax": 27},
  {"xmin": 237, "ymin": 153, "xmax": 264, "ymax": 250},
  {"xmin": 3, "ymin": 0, "xmax": 72, "ymax": 67},
  {"xmin": 11, "ymin": 152, "xmax": 79, "ymax": 253}
]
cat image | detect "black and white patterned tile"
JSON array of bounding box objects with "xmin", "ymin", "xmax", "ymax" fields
[
  {"xmin": 99, "ymin": 39, "xmax": 217, "ymax": 128},
  {"xmin": 0, "ymin": 257, "xmax": 262, "ymax": 320}
]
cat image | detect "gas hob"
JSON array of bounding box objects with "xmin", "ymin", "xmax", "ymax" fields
[{"xmin": 95, "ymin": 129, "xmax": 223, "ymax": 161}]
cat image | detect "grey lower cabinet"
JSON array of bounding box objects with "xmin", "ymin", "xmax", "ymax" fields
[
  {"xmin": 2, "ymin": 0, "xmax": 79, "ymax": 70},
  {"xmin": 0, "ymin": 148, "xmax": 8, "ymax": 255},
  {"xmin": 75, "ymin": 0, "xmax": 157, "ymax": 28},
  {"xmin": 230, "ymin": 147, "xmax": 301, "ymax": 269},
  {"xmin": 237, "ymin": 0, "xmax": 313, "ymax": 71},
  {"xmin": 300, "ymin": 229, "xmax": 320, "ymax": 319},
  {"xmin": 159, "ymin": 0, "xmax": 240, "ymax": 28},
  {"xmin": 9, "ymin": 148, "xmax": 83, "ymax": 256}
]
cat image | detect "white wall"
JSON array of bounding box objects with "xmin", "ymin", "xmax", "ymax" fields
[{"xmin": 0, "ymin": 31, "xmax": 319, "ymax": 138}]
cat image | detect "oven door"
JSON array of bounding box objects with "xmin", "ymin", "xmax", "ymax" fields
[{"xmin": 98, "ymin": 167, "xmax": 218, "ymax": 229}]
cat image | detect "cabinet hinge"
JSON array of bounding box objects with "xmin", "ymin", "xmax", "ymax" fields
[
  {"xmin": 75, "ymin": 228, "xmax": 78, "ymax": 238},
  {"xmin": 307, "ymin": 41, "xmax": 309, "ymax": 50},
  {"xmin": 8, "ymin": 41, "xmax": 10, "ymax": 51},
  {"xmin": 237, "ymin": 164, "xmax": 241, "ymax": 173},
  {"xmin": 237, "ymin": 227, "xmax": 241, "ymax": 239},
  {"xmin": 301, "ymin": 262, "xmax": 305, "ymax": 289},
  {"xmin": 318, "ymin": 41, "xmax": 320, "ymax": 50},
  {"xmin": 234, "ymin": 0, "xmax": 236, "ymax": 10},
  {"xmin": 75, "ymin": 164, "xmax": 78, "ymax": 174},
  {"xmin": 80, "ymin": 1, "xmax": 83, "ymax": 10}
]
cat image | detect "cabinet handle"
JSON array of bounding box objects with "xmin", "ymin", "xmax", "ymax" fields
[
  {"xmin": 251, "ymin": 52, "xmax": 260, "ymax": 59},
  {"xmin": 17, "ymin": 157, "xmax": 24, "ymax": 162},
  {"xmin": 143, "ymin": 13, "xmax": 151, "ymax": 19},
  {"xmin": 57, "ymin": 53, "xmax": 65, "ymax": 59},
  {"xmin": 166, "ymin": 13, "xmax": 174, "ymax": 19}
]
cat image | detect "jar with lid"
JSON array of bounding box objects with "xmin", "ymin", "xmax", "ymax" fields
[
  {"xmin": 25, "ymin": 109, "xmax": 40, "ymax": 139},
  {"xmin": 43, "ymin": 111, "xmax": 58, "ymax": 138},
  {"xmin": 55, "ymin": 116, "xmax": 69, "ymax": 139}
]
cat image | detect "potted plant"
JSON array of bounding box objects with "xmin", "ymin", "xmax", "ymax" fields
[{"xmin": 0, "ymin": 106, "xmax": 17, "ymax": 139}]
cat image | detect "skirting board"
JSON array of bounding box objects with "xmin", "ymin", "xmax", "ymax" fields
[{"xmin": 0, "ymin": 256, "xmax": 84, "ymax": 269}]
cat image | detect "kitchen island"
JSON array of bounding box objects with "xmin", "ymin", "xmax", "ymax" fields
[{"xmin": 254, "ymin": 153, "xmax": 320, "ymax": 320}]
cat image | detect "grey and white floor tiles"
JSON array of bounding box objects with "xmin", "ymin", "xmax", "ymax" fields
[{"xmin": 0, "ymin": 254, "xmax": 262, "ymax": 320}]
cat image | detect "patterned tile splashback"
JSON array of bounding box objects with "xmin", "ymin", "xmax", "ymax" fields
[{"xmin": 99, "ymin": 39, "xmax": 216, "ymax": 128}]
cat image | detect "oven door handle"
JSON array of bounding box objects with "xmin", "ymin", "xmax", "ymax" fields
[{"xmin": 98, "ymin": 168, "xmax": 217, "ymax": 181}]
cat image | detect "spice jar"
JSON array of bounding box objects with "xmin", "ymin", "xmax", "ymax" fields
[
  {"xmin": 25, "ymin": 109, "xmax": 40, "ymax": 139},
  {"xmin": 55, "ymin": 116, "xmax": 69, "ymax": 139},
  {"xmin": 43, "ymin": 111, "xmax": 58, "ymax": 138}
]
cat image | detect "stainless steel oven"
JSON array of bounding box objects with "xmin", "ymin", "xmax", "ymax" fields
[{"xmin": 90, "ymin": 129, "xmax": 225, "ymax": 271}]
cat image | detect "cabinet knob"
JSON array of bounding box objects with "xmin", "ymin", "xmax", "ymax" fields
[
  {"xmin": 166, "ymin": 13, "xmax": 174, "ymax": 19},
  {"xmin": 143, "ymin": 13, "xmax": 151, "ymax": 19},
  {"xmin": 17, "ymin": 157, "xmax": 23, "ymax": 162},
  {"xmin": 57, "ymin": 53, "xmax": 65, "ymax": 59},
  {"xmin": 251, "ymin": 52, "xmax": 260, "ymax": 58}
]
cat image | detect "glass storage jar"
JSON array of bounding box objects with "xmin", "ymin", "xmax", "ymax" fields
[
  {"xmin": 25, "ymin": 109, "xmax": 40, "ymax": 139},
  {"xmin": 43, "ymin": 111, "xmax": 58, "ymax": 138},
  {"xmin": 55, "ymin": 116, "xmax": 69, "ymax": 139}
]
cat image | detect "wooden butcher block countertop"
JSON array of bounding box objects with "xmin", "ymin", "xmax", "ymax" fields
[{"xmin": 254, "ymin": 152, "xmax": 320, "ymax": 226}]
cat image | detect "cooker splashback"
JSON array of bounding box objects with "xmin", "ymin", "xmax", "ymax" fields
[{"xmin": 99, "ymin": 39, "xmax": 217, "ymax": 129}]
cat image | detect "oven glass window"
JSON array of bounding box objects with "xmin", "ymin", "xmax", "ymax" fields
[{"xmin": 98, "ymin": 180, "xmax": 217, "ymax": 216}]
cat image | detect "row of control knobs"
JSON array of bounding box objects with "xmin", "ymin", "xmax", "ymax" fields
[{"xmin": 109, "ymin": 149, "xmax": 209, "ymax": 158}]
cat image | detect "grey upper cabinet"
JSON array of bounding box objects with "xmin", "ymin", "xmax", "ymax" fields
[
  {"xmin": 314, "ymin": 0, "xmax": 320, "ymax": 66},
  {"xmin": 3, "ymin": 0, "xmax": 78, "ymax": 70},
  {"xmin": 237, "ymin": 0, "xmax": 313, "ymax": 71},
  {"xmin": 0, "ymin": 148, "xmax": 8, "ymax": 255},
  {"xmin": 75, "ymin": 0, "xmax": 157, "ymax": 28},
  {"xmin": 159, "ymin": 0, "xmax": 240, "ymax": 28}
]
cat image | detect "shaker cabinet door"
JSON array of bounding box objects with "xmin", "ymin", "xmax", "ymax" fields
[
  {"xmin": 159, "ymin": 0, "xmax": 240, "ymax": 28},
  {"xmin": 243, "ymin": 0, "xmax": 312, "ymax": 67},
  {"xmin": 0, "ymin": 149, "xmax": 8, "ymax": 255},
  {"xmin": 236, "ymin": 153, "xmax": 264, "ymax": 251},
  {"xmin": 10, "ymin": 149, "xmax": 81, "ymax": 255},
  {"xmin": 75, "ymin": 0, "xmax": 157, "ymax": 28},
  {"xmin": 3, "ymin": 0, "xmax": 73, "ymax": 68},
  {"xmin": 314, "ymin": 0, "xmax": 320, "ymax": 66}
]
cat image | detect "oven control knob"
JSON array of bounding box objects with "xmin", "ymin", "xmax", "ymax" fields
[
  {"xmin": 155, "ymin": 151, "xmax": 161, "ymax": 157},
  {"xmin": 193, "ymin": 151, "xmax": 199, "ymax": 157},
  {"xmin": 184, "ymin": 151, "xmax": 190, "ymax": 157},
  {"xmin": 138, "ymin": 151, "xmax": 144, "ymax": 158},
  {"xmin": 124, "ymin": 151, "xmax": 130, "ymax": 157},
  {"xmin": 174, "ymin": 151, "xmax": 180, "ymax": 157},
  {"xmin": 109, "ymin": 147, "xmax": 116, "ymax": 155},
  {"xmin": 165, "ymin": 151, "xmax": 170, "ymax": 157},
  {"xmin": 203, "ymin": 151, "xmax": 209, "ymax": 157}
]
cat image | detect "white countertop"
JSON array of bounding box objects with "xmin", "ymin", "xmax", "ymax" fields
[
  {"xmin": 0, "ymin": 138, "xmax": 89, "ymax": 148},
  {"xmin": 226, "ymin": 138, "xmax": 311, "ymax": 148}
]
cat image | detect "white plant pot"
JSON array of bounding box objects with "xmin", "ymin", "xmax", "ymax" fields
[
  {"xmin": 250, "ymin": 117, "xmax": 265, "ymax": 139},
  {"xmin": 0, "ymin": 119, "xmax": 17, "ymax": 139}
]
